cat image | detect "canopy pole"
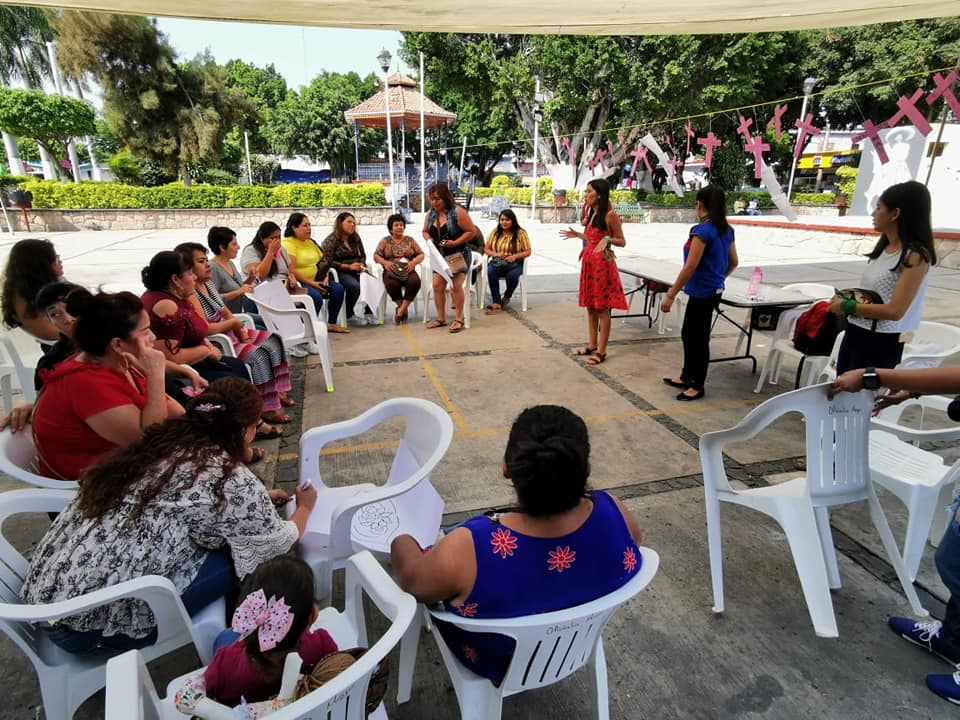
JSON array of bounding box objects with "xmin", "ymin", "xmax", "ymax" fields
[
  {"xmin": 420, "ymin": 52, "xmax": 426, "ymax": 213},
  {"xmin": 384, "ymin": 71, "xmax": 396, "ymax": 212}
]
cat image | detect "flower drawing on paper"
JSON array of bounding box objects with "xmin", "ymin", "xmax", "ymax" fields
[
  {"xmin": 623, "ymin": 546, "xmax": 637, "ymax": 573},
  {"xmin": 547, "ymin": 545, "xmax": 576, "ymax": 573},
  {"xmin": 463, "ymin": 645, "xmax": 479, "ymax": 663},
  {"xmin": 490, "ymin": 527, "xmax": 518, "ymax": 559}
]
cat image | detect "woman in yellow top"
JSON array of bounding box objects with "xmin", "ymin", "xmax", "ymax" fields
[
  {"xmin": 281, "ymin": 213, "xmax": 348, "ymax": 333},
  {"xmin": 483, "ymin": 209, "xmax": 532, "ymax": 314}
]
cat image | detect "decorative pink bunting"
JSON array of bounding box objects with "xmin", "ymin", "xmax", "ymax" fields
[
  {"xmin": 668, "ymin": 156, "xmax": 684, "ymax": 175},
  {"xmin": 887, "ymin": 88, "xmax": 933, "ymax": 136},
  {"xmin": 587, "ymin": 147, "xmax": 608, "ymax": 171},
  {"xmin": 561, "ymin": 137, "xmax": 579, "ymax": 166},
  {"xmin": 744, "ymin": 135, "xmax": 770, "ymax": 179},
  {"xmin": 684, "ymin": 121, "xmax": 695, "ymax": 158},
  {"xmin": 852, "ymin": 119, "xmax": 890, "ymax": 164},
  {"xmin": 927, "ymin": 71, "xmax": 960, "ymax": 118},
  {"xmin": 736, "ymin": 115, "xmax": 754, "ymax": 142},
  {"xmin": 696, "ymin": 132, "xmax": 722, "ymax": 168},
  {"xmin": 766, "ymin": 103, "xmax": 788, "ymax": 140},
  {"xmin": 792, "ymin": 113, "xmax": 821, "ymax": 159}
]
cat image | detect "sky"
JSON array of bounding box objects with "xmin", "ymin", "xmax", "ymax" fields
[{"xmin": 153, "ymin": 18, "xmax": 410, "ymax": 89}]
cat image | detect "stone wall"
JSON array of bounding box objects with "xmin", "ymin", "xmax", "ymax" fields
[{"xmin": 6, "ymin": 206, "xmax": 396, "ymax": 233}]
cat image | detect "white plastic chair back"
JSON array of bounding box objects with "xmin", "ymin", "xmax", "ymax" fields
[
  {"xmin": 899, "ymin": 321, "xmax": 960, "ymax": 369},
  {"xmin": 251, "ymin": 279, "xmax": 334, "ymax": 392},
  {"xmin": 700, "ymin": 383, "xmax": 927, "ymax": 638},
  {"xmin": 0, "ymin": 428, "xmax": 78, "ymax": 489},
  {"xmin": 813, "ymin": 330, "xmax": 845, "ymax": 385},
  {"xmin": 424, "ymin": 547, "xmax": 659, "ymax": 717},
  {"xmin": 422, "ymin": 245, "xmax": 480, "ymax": 328},
  {"xmin": 107, "ymin": 551, "xmax": 417, "ymax": 720},
  {"xmin": 0, "ymin": 488, "xmax": 222, "ymax": 720},
  {"xmin": 0, "ymin": 330, "xmax": 43, "ymax": 408}
]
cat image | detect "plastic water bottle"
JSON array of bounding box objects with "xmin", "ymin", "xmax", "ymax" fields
[{"xmin": 747, "ymin": 266, "xmax": 763, "ymax": 301}]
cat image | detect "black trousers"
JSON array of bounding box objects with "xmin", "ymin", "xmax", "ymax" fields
[
  {"xmin": 680, "ymin": 292, "xmax": 722, "ymax": 392},
  {"xmin": 835, "ymin": 321, "xmax": 904, "ymax": 375}
]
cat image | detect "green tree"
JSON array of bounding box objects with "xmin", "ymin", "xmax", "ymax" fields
[
  {"xmin": 0, "ymin": 6, "xmax": 52, "ymax": 88},
  {"xmin": 223, "ymin": 59, "xmax": 286, "ymax": 154},
  {"xmin": 0, "ymin": 88, "xmax": 95, "ymax": 173},
  {"xmin": 53, "ymin": 11, "xmax": 254, "ymax": 182},
  {"xmin": 265, "ymin": 72, "xmax": 382, "ymax": 176},
  {"xmin": 798, "ymin": 19, "xmax": 960, "ymax": 127}
]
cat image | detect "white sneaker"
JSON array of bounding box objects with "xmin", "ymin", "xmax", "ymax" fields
[{"xmin": 288, "ymin": 344, "xmax": 309, "ymax": 358}]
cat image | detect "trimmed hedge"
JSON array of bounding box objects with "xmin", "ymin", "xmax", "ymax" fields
[{"xmin": 18, "ymin": 180, "xmax": 387, "ymax": 209}]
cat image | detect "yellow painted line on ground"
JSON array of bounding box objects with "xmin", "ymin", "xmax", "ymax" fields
[
  {"xmin": 401, "ymin": 323, "xmax": 469, "ymax": 434},
  {"xmin": 275, "ymin": 397, "xmax": 763, "ymax": 461}
]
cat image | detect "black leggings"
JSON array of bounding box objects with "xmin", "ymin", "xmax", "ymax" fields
[
  {"xmin": 835, "ymin": 322, "xmax": 904, "ymax": 375},
  {"xmin": 680, "ymin": 292, "xmax": 722, "ymax": 392}
]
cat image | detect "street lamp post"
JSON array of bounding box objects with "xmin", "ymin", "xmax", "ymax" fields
[
  {"xmin": 378, "ymin": 48, "xmax": 397, "ymax": 212},
  {"xmin": 786, "ymin": 76, "xmax": 817, "ymax": 202}
]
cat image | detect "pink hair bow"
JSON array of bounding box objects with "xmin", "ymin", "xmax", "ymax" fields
[{"xmin": 231, "ymin": 589, "xmax": 295, "ymax": 653}]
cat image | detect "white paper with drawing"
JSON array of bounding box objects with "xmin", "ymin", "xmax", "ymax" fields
[{"xmin": 426, "ymin": 239, "xmax": 453, "ymax": 283}]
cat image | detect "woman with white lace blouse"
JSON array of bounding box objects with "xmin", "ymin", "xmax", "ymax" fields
[{"xmin": 20, "ymin": 377, "xmax": 317, "ymax": 656}]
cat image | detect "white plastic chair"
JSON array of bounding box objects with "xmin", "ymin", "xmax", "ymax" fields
[
  {"xmin": 0, "ymin": 330, "xmax": 43, "ymax": 412},
  {"xmin": 812, "ymin": 330, "xmax": 846, "ymax": 385},
  {"xmin": 295, "ymin": 397, "xmax": 454, "ymax": 601},
  {"xmin": 206, "ymin": 314, "xmax": 256, "ymax": 360},
  {"xmin": 481, "ymin": 255, "xmax": 530, "ymax": 312},
  {"xmin": 326, "ymin": 268, "xmax": 350, "ymax": 329},
  {"xmin": 898, "ymin": 321, "xmax": 960, "ymax": 369},
  {"xmin": 753, "ymin": 283, "xmax": 835, "ymax": 393},
  {"xmin": 414, "ymin": 547, "xmax": 659, "ymax": 720},
  {"xmin": 0, "ymin": 488, "xmax": 225, "ymax": 720},
  {"xmin": 250, "ymin": 280, "xmax": 334, "ymax": 392},
  {"xmin": 700, "ymin": 384, "xmax": 927, "ymax": 638},
  {"xmin": 422, "ymin": 246, "xmax": 481, "ymax": 329},
  {"xmin": 105, "ymin": 551, "xmax": 417, "ymax": 720},
  {"xmin": 0, "ymin": 428, "xmax": 78, "ymax": 489},
  {"xmin": 869, "ymin": 394, "xmax": 960, "ymax": 581}
]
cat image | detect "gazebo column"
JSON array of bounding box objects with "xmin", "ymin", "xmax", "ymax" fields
[
  {"xmin": 353, "ymin": 121, "xmax": 360, "ymax": 182},
  {"xmin": 400, "ymin": 118, "xmax": 407, "ymax": 208}
]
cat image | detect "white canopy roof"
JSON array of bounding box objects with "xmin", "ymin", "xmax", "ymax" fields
[{"xmin": 14, "ymin": 0, "xmax": 960, "ymax": 35}]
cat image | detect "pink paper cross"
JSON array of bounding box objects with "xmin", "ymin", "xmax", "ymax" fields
[
  {"xmin": 766, "ymin": 103, "xmax": 788, "ymax": 140},
  {"xmin": 792, "ymin": 113, "xmax": 821, "ymax": 159},
  {"xmin": 887, "ymin": 88, "xmax": 933, "ymax": 136},
  {"xmin": 697, "ymin": 132, "xmax": 722, "ymax": 168},
  {"xmin": 737, "ymin": 115, "xmax": 754, "ymax": 141},
  {"xmin": 744, "ymin": 135, "xmax": 770, "ymax": 179},
  {"xmin": 927, "ymin": 71, "xmax": 960, "ymax": 119},
  {"xmin": 852, "ymin": 119, "xmax": 890, "ymax": 164},
  {"xmin": 561, "ymin": 137, "xmax": 579, "ymax": 166},
  {"xmin": 684, "ymin": 121, "xmax": 695, "ymax": 157}
]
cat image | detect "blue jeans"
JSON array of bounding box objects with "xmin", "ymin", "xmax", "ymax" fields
[
  {"xmin": 47, "ymin": 550, "xmax": 237, "ymax": 656},
  {"xmin": 303, "ymin": 281, "xmax": 345, "ymax": 324},
  {"xmin": 337, "ymin": 271, "xmax": 362, "ymax": 318},
  {"xmin": 936, "ymin": 498, "xmax": 960, "ymax": 647},
  {"xmin": 487, "ymin": 262, "xmax": 523, "ymax": 305}
]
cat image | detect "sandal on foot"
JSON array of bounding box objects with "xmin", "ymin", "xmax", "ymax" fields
[
  {"xmin": 502, "ymin": 297, "xmax": 511, "ymax": 307},
  {"xmin": 572, "ymin": 346, "xmax": 598, "ymax": 357},
  {"xmin": 328, "ymin": 324, "xmax": 351, "ymax": 334},
  {"xmin": 426, "ymin": 320, "xmax": 447, "ymax": 329},
  {"xmin": 245, "ymin": 447, "xmax": 266, "ymax": 465},
  {"xmin": 262, "ymin": 411, "xmax": 292, "ymax": 424},
  {"xmin": 449, "ymin": 320, "xmax": 465, "ymax": 333},
  {"xmin": 255, "ymin": 420, "xmax": 283, "ymax": 440},
  {"xmin": 484, "ymin": 304, "xmax": 502, "ymax": 315},
  {"xmin": 279, "ymin": 395, "xmax": 296, "ymax": 408},
  {"xmin": 586, "ymin": 352, "xmax": 607, "ymax": 365}
]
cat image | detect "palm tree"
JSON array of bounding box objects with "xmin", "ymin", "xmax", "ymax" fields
[{"xmin": 0, "ymin": 7, "xmax": 55, "ymax": 178}]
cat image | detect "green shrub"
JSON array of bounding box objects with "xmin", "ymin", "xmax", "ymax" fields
[
  {"xmin": 200, "ymin": 169, "xmax": 237, "ymax": 186},
  {"xmin": 645, "ymin": 192, "xmax": 697, "ymax": 208},
  {"xmin": 108, "ymin": 151, "xmax": 144, "ymax": 186},
  {"xmin": 793, "ymin": 192, "xmax": 836, "ymax": 206},
  {"xmin": 836, "ymin": 167, "xmax": 858, "ymax": 198},
  {"xmin": 0, "ymin": 173, "xmax": 29, "ymax": 187},
  {"xmin": 19, "ymin": 180, "xmax": 387, "ymax": 209},
  {"xmin": 490, "ymin": 175, "xmax": 510, "ymax": 190}
]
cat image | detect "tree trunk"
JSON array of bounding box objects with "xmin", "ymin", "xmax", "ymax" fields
[
  {"xmin": 2, "ymin": 133, "xmax": 27, "ymax": 176},
  {"xmin": 38, "ymin": 145, "xmax": 58, "ymax": 180}
]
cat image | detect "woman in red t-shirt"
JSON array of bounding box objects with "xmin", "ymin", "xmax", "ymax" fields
[{"xmin": 32, "ymin": 289, "xmax": 180, "ymax": 480}]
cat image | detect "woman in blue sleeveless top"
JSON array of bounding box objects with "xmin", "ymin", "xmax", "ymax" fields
[{"xmin": 391, "ymin": 405, "xmax": 644, "ymax": 685}]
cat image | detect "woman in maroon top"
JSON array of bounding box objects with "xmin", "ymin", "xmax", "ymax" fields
[{"xmin": 32, "ymin": 289, "xmax": 179, "ymax": 480}]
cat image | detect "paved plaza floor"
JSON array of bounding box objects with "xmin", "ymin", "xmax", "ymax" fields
[{"xmin": 1, "ymin": 216, "xmax": 959, "ymax": 718}]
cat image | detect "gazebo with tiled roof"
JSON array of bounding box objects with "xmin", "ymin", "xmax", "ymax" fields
[{"xmin": 344, "ymin": 73, "xmax": 456, "ymax": 131}]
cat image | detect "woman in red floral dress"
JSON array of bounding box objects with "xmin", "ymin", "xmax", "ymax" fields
[
  {"xmin": 560, "ymin": 178, "xmax": 628, "ymax": 365},
  {"xmin": 390, "ymin": 405, "xmax": 644, "ymax": 685}
]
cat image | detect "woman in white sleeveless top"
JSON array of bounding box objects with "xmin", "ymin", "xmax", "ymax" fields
[{"xmin": 829, "ymin": 181, "xmax": 936, "ymax": 374}]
